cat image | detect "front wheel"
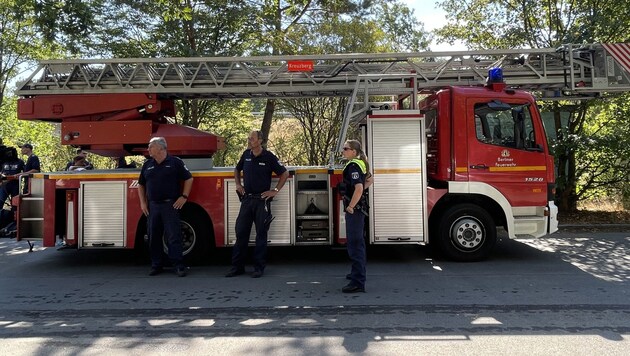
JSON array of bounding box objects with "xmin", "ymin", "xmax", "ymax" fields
[{"xmin": 436, "ymin": 203, "xmax": 496, "ymax": 262}]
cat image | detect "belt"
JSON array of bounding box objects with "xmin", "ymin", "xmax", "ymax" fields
[
  {"xmin": 150, "ymin": 199, "xmax": 175, "ymax": 204},
  {"xmin": 243, "ymin": 193, "xmax": 265, "ymax": 200}
]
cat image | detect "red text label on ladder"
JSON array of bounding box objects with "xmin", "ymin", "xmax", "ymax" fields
[{"xmin": 288, "ymin": 60, "xmax": 314, "ymax": 72}]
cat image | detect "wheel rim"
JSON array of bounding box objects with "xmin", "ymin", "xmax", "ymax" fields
[
  {"xmin": 449, "ymin": 216, "xmax": 485, "ymax": 252},
  {"xmin": 180, "ymin": 220, "xmax": 196, "ymax": 255},
  {"xmin": 162, "ymin": 220, "xmax": 197, "ymax": 256}
]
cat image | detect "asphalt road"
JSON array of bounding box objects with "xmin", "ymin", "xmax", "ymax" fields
[{"xmin": 0, "ymin": 230, "xmax": 628, "ymax": 355}]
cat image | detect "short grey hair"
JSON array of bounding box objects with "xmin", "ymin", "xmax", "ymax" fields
[
  {"xmin": 149, "ymin": 137, "xmax": 167, "ymax": 150},
  {"xmin": 254, "ymin": 130, "xmax": 263, "ymax": 140}
]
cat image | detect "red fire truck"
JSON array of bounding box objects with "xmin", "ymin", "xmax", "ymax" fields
[{"xmin": 13, "ymin": 43, "xmax": 630, "ymax": 261}]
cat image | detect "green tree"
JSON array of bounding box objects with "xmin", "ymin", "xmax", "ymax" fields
[
  {"xmin": 1, "ymin": 98, "xmax": 73, "ymax": 172},
  {"xmin": 272, "ymin": 0, "xmax": 430, "ymax": 165},
  {"xmin": 250, "ymin": 0, "xmax": 374, "ymax": 146},
  {"xmin": 573, "ymin": 94, "xmax": 630, "ymax": 204},
  {"xmin": 83, "ymin": 0, "xmax": 428, "ymax": 167},
  {"xmin": 1, "ymin": 0, "xmax": 45, "ymax": 107},
  {"xmin": 198, "ymin": 100, "xmax": 257, "ymax": 167},
  {"xmin": 436, "ymin": 0, "xmax": 630, "ymax": 49},
  {"xmin": 1, "ymin": 0, "xmax": 99, "ymax": 108},
  {"xmin": 87, "ymin": 0, "xmax": 259, "ymax": 131},
  {"xmin": 279, "ymin": 97, "xmax": 347, "ymax": 165}
]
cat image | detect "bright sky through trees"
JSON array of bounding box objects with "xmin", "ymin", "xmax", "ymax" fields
[{"xmin": 403, "ymin": 0, "xmax": 465, "ymax": 51}]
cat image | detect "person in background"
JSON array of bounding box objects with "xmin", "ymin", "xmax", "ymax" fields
[
  {"xmin": 0, "ymin": 138, "xmax": 7, "ymax": 168},
  {"xmin": 19, "ymin": 144, "xmax": 40, "ymax": 174},
  {"xmin": 114, "ymin": 156, "xmax": 137, "ymax": 168},
  {"xmin": 138, "ymin": 137, "xmax": 193, "ymax": 277},
  {"xmin": 0, "ymin": 147, "xmax": 24, "ymax": 207},
  {"xmin": 0, "ymin": 147, "xmax": 22, "ymax": 237},
  {"xmin": 65, "ymin": 148, "xmax": 93, "ymax": 170},
  {"xmin": 67, "ymin": 156, "xmax": 88, "ymax": 171},
  {"xmin": 226, "ymin": 130, "xmax": 289, "ymax": 278},
  {"xmin": 340, "ymin": 139, "xmax": 373, "ymax": 293},
  {"xmin": 18, "ymin": 143, "xmax": 39, "ymax": 195}
]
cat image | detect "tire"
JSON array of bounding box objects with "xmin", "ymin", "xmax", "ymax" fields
[
  {"xmin": 436, "ymin": 203, "xmax": 496, "ymax": 262},
  {"xmin": 133, "ymin": 216, "xmax": 150, "ymax": 265},
  {"xmin": 170, "ymin": 207, "xmax": 212, "ymax": 265}
]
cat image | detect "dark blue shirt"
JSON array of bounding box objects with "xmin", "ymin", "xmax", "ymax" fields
[
  {"xmin": 236, "ymin": 149, "xmax": 287, "ymax": 194},
  {"xmin": 1, "ymin": 159, "xmax": 24, "ymax": 176},
  {"xmin": 24, "ymin": 154, "xmax": 40, "ymax": 172},
  {"xmin": 1, "ymin": 159, "xmax": 25, "ymax": 196},
  {"xmin": 138, "ymin": 155, "xmax": 192, "ymax": 202},
  {"xmin": 342, "ymin": 162, "xmax": 366, "ymax": 202},
  {"xmin": 65, "ymin": 160, "xmax": 93, "ymax": 170}
]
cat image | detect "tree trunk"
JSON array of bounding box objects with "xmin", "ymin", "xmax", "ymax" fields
[
  {"xmin": 260, "ymin": 99, "xmax": 275, "ymax": 147},
  {"xmin": 554, "ymin": 103, "xmax": 584, "ymax": 212},
  {"xmin": 552, "ymin": 103, "xmax": 580, "ymax": 212},
  {"xmin": 559, "ymin": 149, "xmax": 578, "ymax": 211}
]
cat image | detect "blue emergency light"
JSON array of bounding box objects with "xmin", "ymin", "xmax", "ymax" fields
[{"xmin": 488, "ymin": 67, "xmax": 503, "ymax": 83}]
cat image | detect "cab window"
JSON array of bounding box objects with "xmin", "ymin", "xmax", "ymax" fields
[{"xmin": 474, "ymin": 101, "xmax": 536, "ymax": 150}]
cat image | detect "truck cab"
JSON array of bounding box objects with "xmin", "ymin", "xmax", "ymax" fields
[{"xmin": 422, "ymin": 82, "xmax": 558, "ymax": 261}]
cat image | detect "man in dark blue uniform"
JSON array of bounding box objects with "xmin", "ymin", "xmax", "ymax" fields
[
  {"xmin": 226, "ymin": 130, "xmax": 289, "ymax": 278},
  {"xmin": 138, "ymin": 137, "xmax": 193, "ymax": 277},
  {"xmin": 20, "ymin": 144, "xmax": 40, "ymax": 174},
  {"xmin": 19, "ymin": 143, "xmax": 40, "ymax": 195},
  {"xmin": 0, "ymin": 147, "xmax": 24, "ymax": 207},
  {"xmin": 65, "ymin": 148, "xmax": 93, "ymax": 170},
  {"xmin": 0, "ymin": 138, "xmax": 7, "ymax": 168}
]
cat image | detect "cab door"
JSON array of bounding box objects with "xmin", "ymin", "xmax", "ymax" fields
[{"xmin": 466, "ymin": 98, "xmax": 549, "ymax": 207}]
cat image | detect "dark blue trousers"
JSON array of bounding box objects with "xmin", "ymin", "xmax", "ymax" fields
[
  {"xmin": 0, "ymin": 188, "xmax": 8, "ymax": 208},
  {"xmin": 232, "ymin": 197, "xmax": 271, "ymax": 272},
  {"xmin": 345, "ymin": 211, "xmax": 366, "ymax": 288},
  {"xmin": 0, "ymin": 181, "xmax": 18, "ymax": 207},
  {"xmin": 148, "ymin": 201, "xmax": 184, "ymax": 269}
]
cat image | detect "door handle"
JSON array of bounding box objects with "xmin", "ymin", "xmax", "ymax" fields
[{"xmin": 470, "ymin": 164, "xmax": 489, "ymax": 170}]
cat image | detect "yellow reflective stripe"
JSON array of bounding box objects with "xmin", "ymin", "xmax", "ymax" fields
[
  {"xmin": 456, "ymin": 166, "xmax": 547, "ymax": 173},
  {"xmin": 43, "ymin": 173, "xmax": 139, "ymax": 179},
  {"xmin": 294, "ymin": 168, "xmax": 329, "ymax": 174},
  {"xmin": 374, "ymin": 168, "xmax": 422, "ymax": 174},
  {"xmin": 192, "ymin": 171, "xmax": 236, "ymax": 177},
  {"xmin": 488, "ymin": 166, "xmax": 546, "ymax": 172},
  {"xmin": 42, "ymin": 171, "xmax": 234, "ymax": 179}
]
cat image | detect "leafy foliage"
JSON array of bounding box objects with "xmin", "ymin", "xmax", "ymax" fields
[
  {"xmin": 0, "ymin": 98, "xmax": 114, "ymax": 171},
  {"xmin": 574, "ymin": 94, "xmax": 630, "ymax": 201},
  {"xmin": 85, "ymin": 1, "xmax": 262, "ymax": 131},
  {"xmin": 436, "ymin": 0, "xmax": 630, "ymax": 49},
  {"xmin": 278, "ymin": 97, "xmax": 347, "ymax": 165},
  {"xmin": 197, "ymin": 100, "xmax": 257, "ymax": 167},
  {"xmin": 92, "ymin": 0, "xmax": 258, "ymax": 58},
  {"xmin": 270, "ymin": 0, "xmax": 430, "ymax": 165}
]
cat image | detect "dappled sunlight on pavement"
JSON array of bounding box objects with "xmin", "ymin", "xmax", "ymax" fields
[{"xmin": 517, "ymin": 233, "xmax": 630, "ymax": 282}]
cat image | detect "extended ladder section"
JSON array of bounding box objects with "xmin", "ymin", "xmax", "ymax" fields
[
  {"xmin": 14, "ymin": 43, "xmax": 629, "ymax": 159},
  {"xmin": 16, "ymin": 44, "xmax": 630, "ymax": 100}
]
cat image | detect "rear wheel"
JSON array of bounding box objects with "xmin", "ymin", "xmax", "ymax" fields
[
  {"xmin": 163, "ymin": 207, "xmax": 213, "ymax": 265},
  {"xmin": 436, "ymin": 203, "xmax": 496, "ymax": 261}
]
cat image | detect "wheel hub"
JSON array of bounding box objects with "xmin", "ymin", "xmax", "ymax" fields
[
  {"xmin": 451, "ymin": 217, "xmax": 484, "ymax": 251},
  {"xmin": 162, "ymin": 220, "xmax": 197, "ymax": 256}
]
